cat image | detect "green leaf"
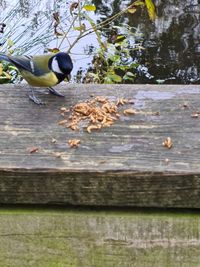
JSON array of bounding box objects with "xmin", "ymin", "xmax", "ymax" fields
[
  {"xmin": 7, "ymin": 38, "xmax": 14, "ymax": 47},
  {"xmin": 145, "ymin": 0, "xmax": 157, "ymax": 21},
  {"xmin": 134, "ymin": 0, "xmax": 145, "ymax": 6},
  {"xmin": 83, "ymin": 5, "xmax": 96, "ymax": 11},
  {"xmin": 128, "ymin": 0, "xmax": 144, "ymax": 13},
  {"xmin": 126, "ymin": 71, "xmax": 135, "ymax": 77},
  {"xmin": 116, "ymin": 35, "xmax": 125, "ymax": 40},
  {"xmin": 1, "ymin": 71, "xmax": 11, "ymax": 79},
  {"xmin": 128, "ymin": 7, "xmax": 137, "ymax": 14},
  {"xmin": 115, "ymin": 35, "xmax": 126, "ymax": 43},
  {"xmin": 107, "ymin": 73, "xmax": 122, "ymax": 83},
  {"xmin": 0, "ymin": 63, "xmax": 3, "ymax": 75},
  {"xmin": 8, "ymin": 65, "xmax": 18, "ymax": 71},
  {"xmin": 123, "ymin": 74, "xmax": 135, "ymax": 81},
  {"xmin": 156, "ymin": 79, "xmax": 165, "ymax": 84},
  {"xmin": 104, "ymin": 77, "xmax": 113, "ymax": 84},
  {"xmin": 108, "ymin": 55, "xmax": 120, "ymax": 62},
  {"xmin": 47, "ymin": 48, "xmax": 60, "ymax": 53},
  {"xmin": 116, "ymin": 65, "xmax": 129, "ymax": 71},
  {"xmin": 73, "ymin": 24, "xmax": 86, "ymax": 31},
  {"xmin": 130, "ymin": 62, "xmax": 139, "ymax": 69}
]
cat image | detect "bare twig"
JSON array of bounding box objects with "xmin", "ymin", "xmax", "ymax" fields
[
  {"xmin": 66, "ymin": 0, "xmax": 84, "ymax": 53},
  {"xmin": 65, "ymin": 2, "xmax": 136, "ymax": 53},
  {"xmin": 58, "ymin": 10, "xmax": 81, "ymax": 49},
  {"xmin": 59, "ymin": 1, "xmax": 139, "ymax": 53}
]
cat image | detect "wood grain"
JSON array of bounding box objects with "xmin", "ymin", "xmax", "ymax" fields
[{"xmin": 0, "ymin": 84, "xmax": 200, "ymax": 207}]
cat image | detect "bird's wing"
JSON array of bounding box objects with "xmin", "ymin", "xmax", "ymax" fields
[
  {"xmin": 8, "ymin": 55, "xmax": 34, "ymax": 73},
  {"xmin": 0, "ymin": 53, "xmax": 12, "ymax": 63},
  {"xmin": 7, "ymin": 54, "xmax": 53, "ymax": 76}
]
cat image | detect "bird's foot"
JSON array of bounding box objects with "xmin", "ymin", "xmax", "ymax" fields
[
  {"xmin": 28, "ymin": 93, "xmax": 45, "ymax": 105},
  {"xmin": 48, "ymin": 87, "xmax": 65, "ymax": 97}
]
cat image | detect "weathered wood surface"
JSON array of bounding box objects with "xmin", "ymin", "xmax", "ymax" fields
[
  {"xmin": 0, "ymin": 208, "xmax": 200, "ymax": 267},
  {"xmin": 0, "ymin": 84, "xmax": 200, "ymax": 207}
]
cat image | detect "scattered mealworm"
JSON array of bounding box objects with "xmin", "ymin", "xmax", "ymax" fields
[
  {"xmin": 60, "ymin": 107, "xmax": 70, "ymax": 113},
  {"xmin": 95, "ymin": 96, "xmax": 108, "ymax": 103},
  {"xmin": 67, "ymin": 121, "xmax": 79, "ymax": 131},
  {"xmin": 74, "ymin": 102, "xmax": 92, "ymax": 116},
  {"xmin": 191, "ymin": 113, "xmax": 199, "ymax": 118},
  {"xmin": 71, "ymin": 125, "xmax": 79, "ymax": 131},
  {"xmin": 102, "ymin": 121, "xmax": 114, "ymax": 127},
  {"xmin": 58, "ymin": 96, "xmax": 136, "ymax": 134},
  {"xmin": 52, "ymin": 152, "xmax": 62, "ymax": 158},
  {"xmin": 102, "ymin": 103, "xmax": 117, "ymax": 113},
  {"xmin": 68, "ymin": 139, "xmax": 80, "ymax": 148},
  {"xmin": 182, "ymin": 103, "xmax": 189, "ymax": 109},
  {"xmin": 58, "ymin": 119, "xmax": 68, "ymax": 125},
  {"xmin": 28, "ymin": 147, "xmax": 39, "ymax": 153},
  {"xmin": 152, "ymin": 111, "xmax": 160, "ymax": 116},
  {"xmin": 51, "ymin": 138, "xmax": 57, "ymax": 144},
  {"xmin": 60, "ymin": 107, "xmax": 70, "ymax": 116},
  {"xmin": 99, "ymin": 160, "xmax": 107, "ymax": 164},
  {"xmin": 123, "ymin": 108, "xmax": 137, "ymax": 115},
  {"xmin": 87, "ymin": 124, "xmax": 102, "ymax": 133},
  {"xmin": 115, "ymin": 113, "xmax": 120, "ymax": 118},
  {"xmin": 164, "ymin": 158, "xmax": 170, "ymax": 164},
  {"xmin": 116, "ymin": 97, "xmax": 129, "ymax": 106},
  {"xmin": 163, "ymin": 137, "xmax": 173, "ymax": 149}
]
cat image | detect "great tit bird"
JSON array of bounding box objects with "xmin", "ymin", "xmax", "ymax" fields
[{"xmin": 0, "ymin": 52, "xmax": 73, "ymax": 104}]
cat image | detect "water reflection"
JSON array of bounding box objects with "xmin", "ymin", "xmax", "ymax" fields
[
  {"xmin": 0, "ymin": 0, "xmax": 199, "ymax": 84},
  {"xmin": 131, "ymin": 0, "xmax": 200, "ymax": 84}
]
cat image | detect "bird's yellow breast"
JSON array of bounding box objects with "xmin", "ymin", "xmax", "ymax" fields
[{"xmin": 20, "ymin": 70, "xmax": 59, "ymax": 87}]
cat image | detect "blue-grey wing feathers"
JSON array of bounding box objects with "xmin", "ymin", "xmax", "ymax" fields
[
  {"xmin": 0, "ymin": 53, "xmax": 34, "ymax": 72},
  {"xmin": 0, "ymin": 53, "xmax": 11, "ymax": 63},
  {"xmin": 0, "ymin": 53, "xmax": 48, "ymax": 76}
]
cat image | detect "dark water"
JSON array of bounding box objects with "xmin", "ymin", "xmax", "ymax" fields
[
  {"xmin": 131, "ymin": 0, "xmax": 200, "ymax": 84},
  {"xmin": 0, "ymin": 0, "xmax": 199, "ymax": 84}
]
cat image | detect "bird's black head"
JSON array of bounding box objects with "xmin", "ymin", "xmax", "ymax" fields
[{"xmin": 49, "ymin": 52, "xmax": 73, "ymax": 81}]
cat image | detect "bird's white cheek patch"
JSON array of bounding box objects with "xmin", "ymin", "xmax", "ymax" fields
[{"xmin": 51, "ymin": 57, "xmax": 64, "ymax": 74}]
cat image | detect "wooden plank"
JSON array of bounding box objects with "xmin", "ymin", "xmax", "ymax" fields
[
  {"xmin": 0, "ymin": 84, "xmax": 200, "ymax": 207},
  {"xmin": 0, "ymin": 208, "xmax": 199, "ymax": 267}
]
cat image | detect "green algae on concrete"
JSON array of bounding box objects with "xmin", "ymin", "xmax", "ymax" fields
[{"xmin": 0, "ymin": 208, "xmax": 199, "ymax": 267}]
